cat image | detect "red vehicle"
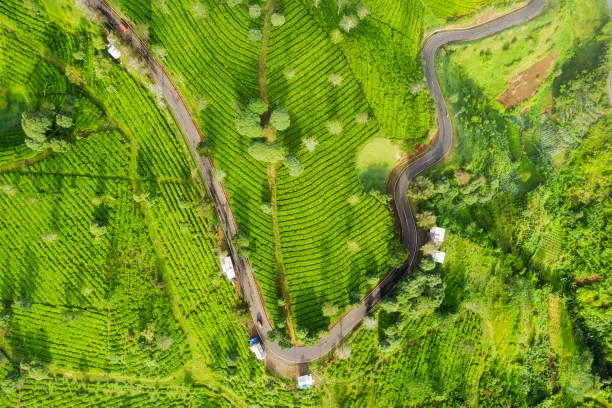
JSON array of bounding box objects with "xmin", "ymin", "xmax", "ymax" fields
[{"xmin": 118, "ymin": 22, "xmax": 128, "ymax": 32}]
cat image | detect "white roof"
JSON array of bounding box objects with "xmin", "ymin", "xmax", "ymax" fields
[
  {"xmin": 430, "ymin": 227, "xmax": 445, "ymax": 245},
  {"xmin": 107, "ymin": 45, "xmax": 121, "ymax": 60},
  {"xmin": 431, "ymin": 251, "xmax": 446, "ymax": 264},
  {"xmin": 249, "ymin": 342, "xmax": 266, "ymax": 361},
  {"xmin": 221, "ymin": 256, "xmax": 236, "ymax": 282},
  {"xmin": 297, "ymin": 374, "xmax": 314, "ymax": 389}
]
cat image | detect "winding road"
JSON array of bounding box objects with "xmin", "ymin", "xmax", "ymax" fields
[{"xmin": 90, "ymin": 0, "xmax": 546, "ymax": 370}]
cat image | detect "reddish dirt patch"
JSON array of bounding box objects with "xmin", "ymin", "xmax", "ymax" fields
[
  {"xmin": 575, "ymin": 275, "xmax": 599, "ymax": 287},
  {"xmin": 498, "ymin": 51, "xmax": 558, "ymax": 109}
]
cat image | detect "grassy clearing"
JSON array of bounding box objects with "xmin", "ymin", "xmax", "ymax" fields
[
  {"xmin": 445, "ymin": 0, "xmax": 610, "ymax": 110},
  {"xmin": 356, "ymin": 137, "xmax": 403, "ymax": 192}
]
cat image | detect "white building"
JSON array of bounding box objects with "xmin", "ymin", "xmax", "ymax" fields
[
  {"xmin": 431, "ymin": 251, "xmax": 446, "ymax": 264},
  {"xmin": 430, "ymin": 227, "xmax": 446, "ymax": 247},
  {"xmin": 221, "ymin": 256, "xmax": 236, "ymax": 283},
  {"xmin": 249, "ymin": 338, "xmax": 266, "ymax": 361},
  {"xmin": 106, "ymin": 44, "xmax": 121, "ymax": 60},
  {"xmin": 297, "ymin": 374, "xmax": 314, "ymax": 389}
]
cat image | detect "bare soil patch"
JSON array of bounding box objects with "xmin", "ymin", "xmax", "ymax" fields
[{"xmin": 498, "ymin": 51, "xmax": 558, "ymax": 109}]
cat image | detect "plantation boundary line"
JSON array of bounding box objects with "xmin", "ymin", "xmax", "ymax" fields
[{"xmin": 87, "ymin": 0, "xmax": 546, "ymax": 368}]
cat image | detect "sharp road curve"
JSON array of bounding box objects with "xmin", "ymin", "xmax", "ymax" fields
[{"xmin": 90, "ymin": 0, "xmax": 546, "ymax": 368}]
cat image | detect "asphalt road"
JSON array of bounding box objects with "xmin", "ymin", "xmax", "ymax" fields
[{"xmin": 90, "ymin": 0, "xmax": 547, "ymax": 367}]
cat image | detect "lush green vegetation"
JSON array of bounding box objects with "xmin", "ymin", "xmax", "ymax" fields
[
  {"xmin": 0, "ymin": 0, "xmax": 609, "ymax": 406},
  {"xmin": 302, "ymin": 0, "xmax": 611, "ymax": 406},
  {"xmin": 0, "ymin": 1, "xmax": 318, "ymax": 406},
  {"xmin": 109, "ymin": 0, "xmax": 434, "ymax": 332}
]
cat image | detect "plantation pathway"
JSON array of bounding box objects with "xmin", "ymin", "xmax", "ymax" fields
[{"xmin": 89, "ymin": 0, "xmax": 546, "ymax": 368}]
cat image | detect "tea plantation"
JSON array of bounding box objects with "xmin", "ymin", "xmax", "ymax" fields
[{"xmin": 0, "ymin": 0, "xmax": 609, "ymax": 406}]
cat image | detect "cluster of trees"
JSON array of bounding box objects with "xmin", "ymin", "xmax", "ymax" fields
[
  {"xmin": 21, "ymin": 110, "xmax": 73, "ymax": 152},
  {"xmin": 225, "ymin": 0, "xmax": 285, "ymax": 42},
  {"xmin": 235, "ymin": 98, "xmax": 306, "ymax": 175}
]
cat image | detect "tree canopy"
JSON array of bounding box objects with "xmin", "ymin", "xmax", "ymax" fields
[
  {"xmin": 248, "ymin": 142, "xmax": 285, "ymax": 163},
  {"xmin": 269, "ymin": 108, "xmax": 290, "ymax": 131},
  {"xmin": 236, "ymin": 111, "xmax": 263, "ymax": 138},
  {"xmin": 283, "ymin": 155, "xmax": 304, "ymax": 177},
  {"xmin": 248, "ymin": 98, "xmax": 268, "ymax": 115}
]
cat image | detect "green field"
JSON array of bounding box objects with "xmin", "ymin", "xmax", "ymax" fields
[{"xmin": 0, "ymin": 0, "xmax": 610, "ymax": 406}]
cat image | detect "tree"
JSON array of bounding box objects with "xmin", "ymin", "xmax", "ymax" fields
[
  {"xmin": 295, "ymin": 326, "xmax": 309, "ymax": 341},
  {"xmin": 335, "ymin": 344, "xmax": 351, "ymax": 360},
  {"xmin": 407, "ymin": 176, "xmax": 434, "ymax": 201},
  {"xmin": 248, "ymin": 28, "xmax": 262, "ymax": 42},
  {"xmin": 326, "ymin": 119, "xmax": 343, "ymax": 135},
  {"xmin": 190, "ymin": 1, "xmax": 207, "ymax": 19},
  {"xmin": 393, "ymin": 273, "xmax": 445, "ymax": 319},
  {"xmin": 283, "ymin": 155, "xmax": 304, "ymax": 177},
  {"xmin": 339, "ymin": 15, "xmax": 358, "ymax": 32},
  {"xmin": 270, "ymin": 13, "xmax": 285, "ymax": 26},
  {"xmin": 21, "ymin": 112, "xmax": 51, "ymax": 143},
  {"xmin": 328, "ymin": 73, "xmax": 343, "ymax": 87},
  {"xmin": 322, "ymin": 301, "xmax": 338, "ymax": 317},
  {"xmin": 270, "ymin": 108, "xmax": 290, "ymax": 131},
  {"xmin": 236, "ymin": 111, "xmax": 263, "ymax": 138},
  {"xmin": 212, "ymin": 168, "xmax": 226, "ymax": 182},
  {"xmin": 261, "ymin": 202, "xmax": 273, "ymax": 214},
  {"xmin": 196, "ymin": 141, "xmax": 212, "ymax": 157},
  {"xmin": 248, "ymin": 98, "xmax": 267, "ymax": 115},
  {"xmin": 363, "ymin": 315, "xmax": 377, "ymax": 330},
  {"xmin": 389, "ymin": 240, "xmax": 409, "ymax": 268},
  {"xmin": 157, "ymin": 336, "xmax": 173, "ymax": 351},
  {"xmin": 420, "ymin": 241, "xmax": 438, "ymax": 255},
  {"xmin": 248, "ymin": 4, "xmax": 261, "ymax": 18},
  {"xmin": 419, "ymin": 257, "xmax": 436, "ymax": 272},
  {"xmin": 302, "ymin": 137, "xmax": 318, "ymax": 152},
  {"xmin": 336, "ymin": 0, "xmax": 348, "ymax": 14},
  {"xmin": 141, "ymin": 322, "xmax": 156, "ymax": 343},
  {"xmin": 226, "ymin": 0, "xmax": 240, "ymax": 6},
  {"xmin": 55, "ymin": 114, "xmax": 73, "ymax": 128},
  {"xmin": 234, "ymin": 233, "xmax": 249, "ymax": 251},
  {"xmin": 357, "ymin": 4, "xmax": 370, "ymax": 19},
  {"xmin": 248, "ymin": 142, "xmax": 285, "ymax": 163},
  {"xmin": 416, "ymin": 211, "xmax": 437, "ymax": 229},
  {"xmin": 355, "ymin": 112, "xmax": 369, "ymax": 124},
  {"xmin": 330, "ymin": 29, "xmax": 343, "ymax": 44}
]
